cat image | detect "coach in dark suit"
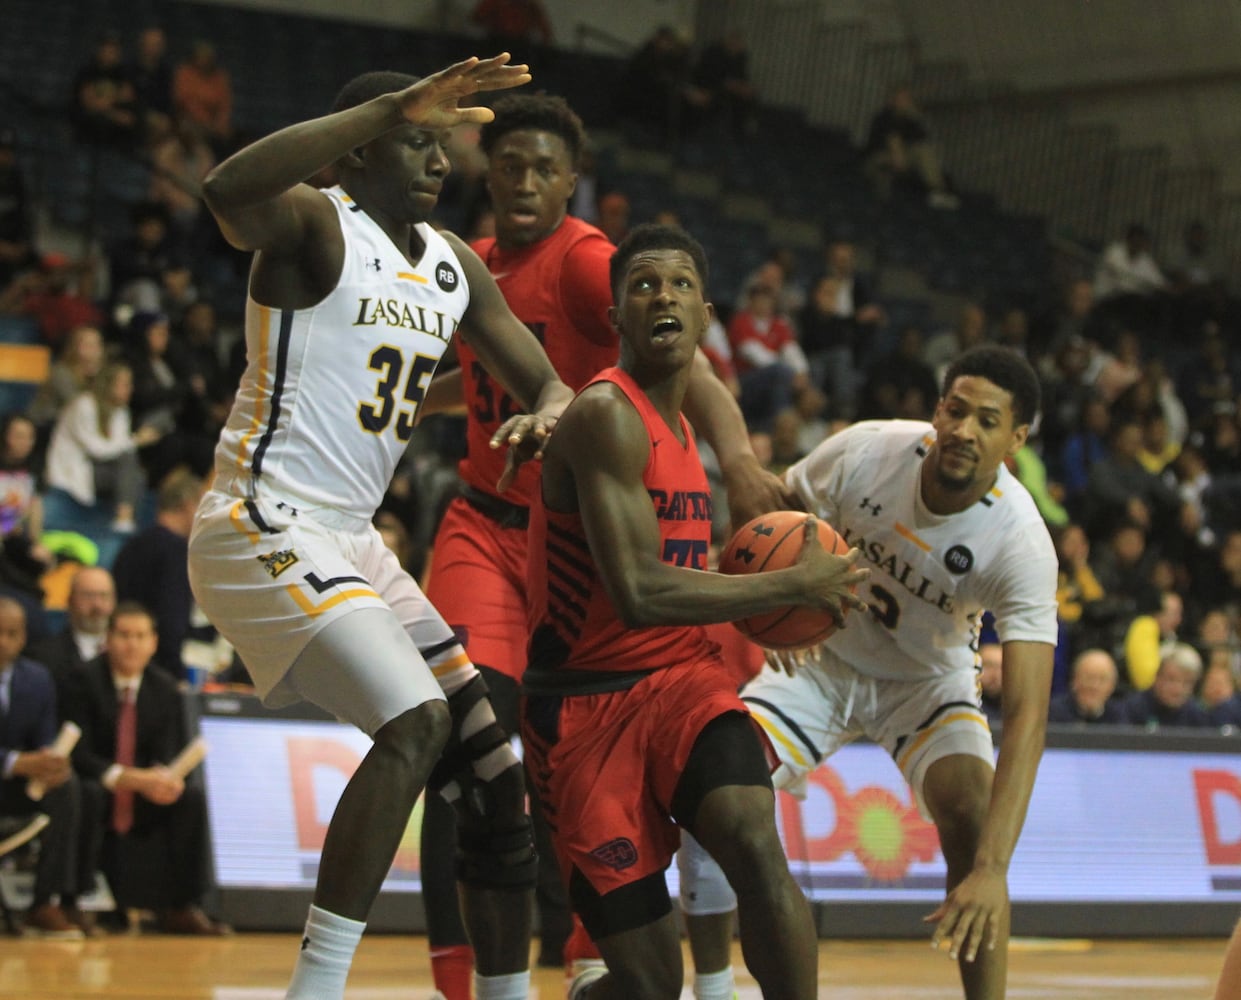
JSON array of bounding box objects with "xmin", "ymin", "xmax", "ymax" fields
[
  {"xmin": 26, "ymin": 565, "xmax": 117, "ymax": 707},
  {"xmin": 65, "ymin": 601, "xmax": 228, "ymax": 935},
  {"xmin": 0, "ymin": 597, "xmax": 101, "ymax": 936}
]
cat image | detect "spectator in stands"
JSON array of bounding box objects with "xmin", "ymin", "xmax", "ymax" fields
[
  {"xmin": 862, "ymin": 84, "xmax": 958, "ymax": 209},
  {"xmin": 44, "ymin": 361, "xmax": 161, "ymax": 535},
  {"xmin": 108, "ymin": 201, "xmax": 197, "ymax": 324},
  {"xmin": 1047, "ymin": 648, "xmax": 1123, "ymax": 724},
  {"xmin": 1192, "ymin": 530, "xmax": 1241, "ymax": 625},
  {"xmin": 922, "ymin": 300, "xmax": 988, "ymax": 385},
  {"xmin": 26, "ymin": 566, "xmax": 116, "ymax": 696},
  {"xmin": 692, "ymin": 29, "xmax": 757, "ymax": 137},
  {"xmin": 1167, "ymin": 220, "xmax": 1227, "ymax": 295},
  {"xmin": 0, "ymin": 598, "xmax": 102, "ymax": 938},
  {"xmin": 65, "ymin": 602, "xmax": 229, "ymax": 934},
  {"xmin": 728, "ymin": 279, "xmax": 811, "ymax": 435},
  {"xmin": 70, "ymin": 32, "xmax": 141, "ymax": 150},
  {"xmin": 148, "ymin": 116, "xmax": 217, "ymax": 254},
  {"xmin": 1093, "ymin": 329, "xmax": 1143, "ymax": 405},
  {"xmin": 994, "ymin": 305, "xmax": 1031, "ymax": 358},
  {"xmin": 1058, "ymin": 393, "xmax": 1110, "ymax": 515},
  {"xmin": 1090, "ymin": 519, "xmax": 1158, "ymax": 624},
  {"xmin": 0, "ymin": 253, "xmax": 103, "ymax": 350},
  {"xmin": 1093, "ymin": 223, "xmax": 1167, "ymax": 302},
  {"xmin": 978, "ymin": 641, "xmax": 1003, "ymax": 725},
  {"xmin": 173, "ymin": 300, "xmax": 233, "ymax": 444},
  {"xmin": 595, "ymin": 190, "xmax": 630, "ymax": 244},
  {"xmin": 700, "ymin": 313, "xmax": 740, "ymax": 398},
  {"xmin": 740, "ymin": 248, "xmax": 806, "ymax": 321},
  {"xmin": 1051, "ymin": 521, "xmax": 1125, "ymax": 674},
  {"xmin": 0, "ymin": 413, "xmax": 51, "ymax": 600},
  {"xmin": 1036, "ymin": 278, "xmax": 1104, "ymax": 360},
  {"xmin": 1178, "ymin": 331, "xmax": 1239, "ymax": 429},
  {"xmin": 128, "ymin": 26, "xmax": 174, "ymax": 143},
  {"xmin": 801, "ymin": 240, "xmax": 884, "ymax": 416},
  {"xmin": 1199, "ymin": 659, "xmax": 1241, "ymax": 728},
  {"xmin": 1084, "ymin": 417, "xmax": 1185, "ymax": 541},
  {"xmin": 470, "ymin": 0, "xmax": 554, "ymax": 49},
  {"xmin": 173, "ymin": 40, "xmax": 233, "ymax": 153},
  {"xmin": 1123, "ymin": 643, "xmax": 1209, "ymax": 728},
  {"xmin": 615, "ymin": 24, "xmax": 709, "ymax": 142},
  {"xmin": 111, "ymin": 468, "xmax": 204, "ymax": 682},
  {"xmin": 1137, "ymin": 408, "xmax": 1181, "ymax": 476},
  {"xmin": 856, "ymin": 325, "xmax": 939, "ymax": 421},
  {"xmin": 0, "ymin": 127, "xmax": 36, "ymax": 289},
  {"xmin": 28, "ymin": 324, "xmax": 106, "ymax": 445},
  {"xmin": 1038, "ymin": 334, "xmax": 1095, "ymax": 472},
  {"xmin": 1011, "ymin": 437, "xmax": 1069, "ymax": 529},
  {"xmin": 1197, "ymin": 607, "xmax": 1241, "ymax": 677},
  {"xmin": 1122, "ymin": 589, "xmax": 1183, "ymax": 690},
  {"xmin": 126, "ymin": 310, "xmax": 214, "ymax": 483}
]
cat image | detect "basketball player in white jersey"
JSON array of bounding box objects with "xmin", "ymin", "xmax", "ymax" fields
[
  {"xmin": 186, "ymin": 56, "xmax": 573, "ymax": 1000},
  {"xmin": 683, "ymin": 346, "xmax": 1058, "ymax": 1000}
]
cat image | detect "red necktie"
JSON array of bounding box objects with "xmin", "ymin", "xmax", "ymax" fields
[{"xmin": 112, "ymin": 687, "xmax": 136, "ymax": 835}]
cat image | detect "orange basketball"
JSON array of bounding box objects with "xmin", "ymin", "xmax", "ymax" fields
[{"xmin": 717, "ymin": 510, "xmax": 851, "ymax": 650}]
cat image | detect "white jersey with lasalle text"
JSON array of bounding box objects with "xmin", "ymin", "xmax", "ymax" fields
[
  {"xmin": 213, "ymin": 186, "xmax": 470, "ymax": 519},
  {"xmin": 786, "ymin": 420, "xmax": 1058, "ymax": 681}
]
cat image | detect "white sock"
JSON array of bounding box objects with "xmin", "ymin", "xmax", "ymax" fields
[
  {"xmin": 694, "ymin": 966, "xmax": 736, "ymax": 1000},
  {"xmin": 474, "ymin": 969, "xmax": 530, "ymax": 999},
  {"xmin": 285, "ymin": 904, "xmax": 366, "ymax": 1000}
]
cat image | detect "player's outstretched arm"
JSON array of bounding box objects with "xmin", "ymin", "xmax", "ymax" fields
[
  {"xmin": 447, "ymin": 233, "xmax": 573, "ymax": 489},
  {"xmin": 201, "ymin": 54, "xmax": 530, "ymax": 254},
  {"xmin": 926, "ymin": 639, "xmax": 1053, "ymax": 963},
  {"xmin": 682, "ymin": 348, "xmax": 798, "ymax": 526},
  {"xmin": 553, "ymin": 388, "xmax": 866, "ymax": 628}
]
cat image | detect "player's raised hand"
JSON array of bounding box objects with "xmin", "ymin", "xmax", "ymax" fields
[
  {"xmin": 722, "ymin": 453, "xmax": 801, "ymax": 529},
  {"xmin": 395, "ymin": 54, "xmax": 531, "ymax": 129}
]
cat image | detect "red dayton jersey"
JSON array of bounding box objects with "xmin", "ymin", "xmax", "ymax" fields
[
  {"xmin": 527, "ymin": 368, "xmax": 720, "ymax": 676},
  {"xmin": 459, "ymin": 217, "xmax": 618, "ymax": 506}
]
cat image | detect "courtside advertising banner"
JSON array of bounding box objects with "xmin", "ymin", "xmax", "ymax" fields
[{"xmin": 199, "ymin": 713, "xmax": 1241, "ymax": 903}]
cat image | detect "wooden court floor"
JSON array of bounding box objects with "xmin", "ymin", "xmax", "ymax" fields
[{"xmin": 0, "ymin": 933, "xmax": 1225, "ymax": 999}]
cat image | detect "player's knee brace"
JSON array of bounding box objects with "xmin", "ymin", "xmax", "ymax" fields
[
  {"xmin": 677, "ymin": 832, "xmax": 737, "ymax": 916},
  {"xmin": 428, "ymin": 674, "xmax": 538, "ymax": 891}
]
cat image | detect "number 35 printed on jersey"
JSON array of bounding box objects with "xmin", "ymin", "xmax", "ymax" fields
[{"xmin": 357, "ymin": 345, "xmax": 439, "ymax": 441}]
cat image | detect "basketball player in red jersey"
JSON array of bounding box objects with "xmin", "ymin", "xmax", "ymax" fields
[
  {"xmin": 421, "ymin": 95, "xmax": 791, "ymax": 999},
  {"xmin": 523, "ymin": 223, "xmax": 867, "ymax": 1000}
]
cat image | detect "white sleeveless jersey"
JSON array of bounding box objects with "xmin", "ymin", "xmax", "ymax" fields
[
  {"xmin": 213, "ymin": 186, "xmax": 470, "ymax": 520},
  {"xmin": 785, "ymin": 420, "xmax": 1058, "ymax": 681}
]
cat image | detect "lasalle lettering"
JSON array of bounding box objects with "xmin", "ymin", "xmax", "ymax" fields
[
  {"xmin": 648, "ymin": 489, "xmax": 712, "ymax": 522},
  {"xmin": 839, "ymin": 526, "xmax": 955, "ymax": 613},
  {"xmin": 353, "ymin": 298, "xmax": 457, "ymax": 341}
]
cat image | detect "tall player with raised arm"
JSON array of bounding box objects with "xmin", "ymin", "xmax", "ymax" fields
[{"xmin": 187, "ymin": 57, "xmax": 573, "ymax": 1000}]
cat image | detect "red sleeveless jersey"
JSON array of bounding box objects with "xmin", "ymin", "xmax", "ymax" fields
[
  {"xmin": 459, "ymin": 217, "xmax": 618, "ymax": 506},
  {"xmin": 526, "ymin": 368, "xmax": 719, "ymax": 677}
]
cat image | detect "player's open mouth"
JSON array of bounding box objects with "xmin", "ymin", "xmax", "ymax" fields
[{"xmin": 651, "ymin": 316, "xmax": 682, "ymax": 343}]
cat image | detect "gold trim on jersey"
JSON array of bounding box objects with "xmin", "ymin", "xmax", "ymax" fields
[
  {"xmin": 236, "ymin": 306, "xmax": 272, "ymax": 471},
  {"xmin": 430, "ymin": 651, "xmax": 472, "ymax": 678},
  {"xmin": 894, "ymin": 522, "xmax": 932, "ymax": 552},
  {"xmin": 752, "ymin": 712, "xmax": 813, "ymax": 769},
  {"xmin": 895, "ymin": 709, "xmax": 989, "ymax": 770},
  {"xmin": 396, "ymin": 271, "xmax": 428, "ymax": 283},
  {"xmin": 285, "ymin": 582, "xmax": 381, "ymax": 617},
  {"xmin": 229, "ymin": 500, "xmax": 261, "ymax": 545}
]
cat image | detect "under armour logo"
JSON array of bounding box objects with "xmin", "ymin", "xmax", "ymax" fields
[
  {"xmin": 365, "ymin": 258, "xmax": 382, "ymax": 272},
  {"xmin": 301, "ymin": 936, "xmax": 310, "ymax": 951},
  {"xmin": 860, "ymin": 497, "xmax": 883, "ymax": 516},
  {"xmin": 734, "ymin": 546, "xmax": 757, "ymax": 565}
]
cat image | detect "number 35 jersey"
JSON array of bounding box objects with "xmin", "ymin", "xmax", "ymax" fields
[
  {"xmin": 785, "ymin": 420, "xmax": 1058, "ymax": 682},
  {"xmin": 213, "ymin": 186, "xmax": 469, "ymax": 520}
]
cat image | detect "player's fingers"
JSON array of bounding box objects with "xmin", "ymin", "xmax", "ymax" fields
[
  {"xmin": 798, "ymin": 515, "xmax": 822, "ymax": 551},
  {"xmin": 962, "ymin": 911, "xmax": 991, "ymax": 963},
  {"xmin": 949, "ymin": 909, "xmax": 979, "ymax": 961}
]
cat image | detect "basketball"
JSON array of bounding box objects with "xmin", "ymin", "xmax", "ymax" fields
[{"xmin": 717, "ymin": 510, "xmax": 851, "ymax": 650}]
